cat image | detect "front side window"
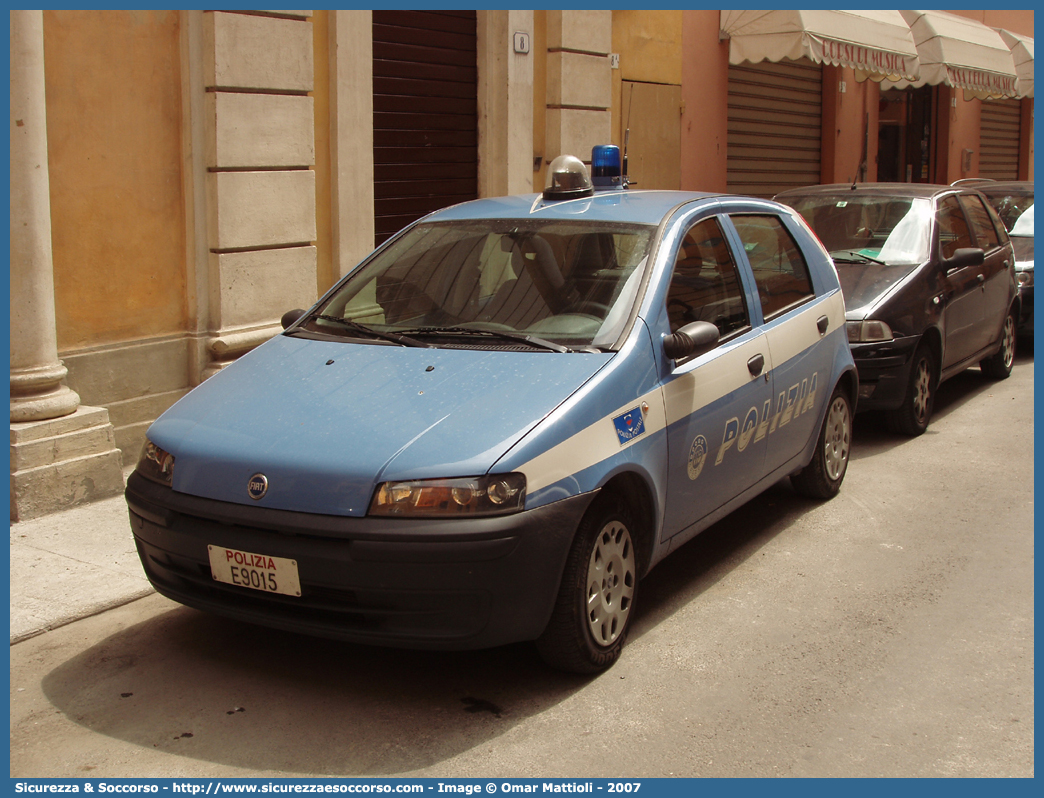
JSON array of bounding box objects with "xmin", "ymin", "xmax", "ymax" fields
[
  {"xmin": 937, "ymin": 197, "xmax": 975, "ymax": 260},
  {"xmin": 730, "ymin": 214, "xmax": 815, "ymax": 319},
  {"xmin": 305, "ymin": 220, "xmax": 655, "ymax": 350},
  {"xmin": 959, "ymin": 194, "xmax": 1002, "ymax": 250},
  {"xmin": 665, "ymin": 217, "xmax": 749, "ymax": 338}
]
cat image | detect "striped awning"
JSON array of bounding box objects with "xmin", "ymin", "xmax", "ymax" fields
[{"xmin": 719, "ymin": 10, "xmax": 920, "ymax": 81}]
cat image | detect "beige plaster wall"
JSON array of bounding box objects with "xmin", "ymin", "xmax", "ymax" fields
[
  {"xmin": 43, "ymin": 10, "xmax": 188, "ymax": 351},
  {"xmin": 312, "ymin": 10, "xmax": 334, "ymax": 295}
]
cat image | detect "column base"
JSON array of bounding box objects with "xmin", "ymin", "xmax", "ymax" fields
[{"xmin": 10, "ymin": 406, "xmax": 126, "ymax": 522}]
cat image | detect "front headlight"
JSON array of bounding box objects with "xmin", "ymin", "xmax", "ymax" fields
[
  {"xmin": 847, "ymin": 320, "xmax": 894, "ymax": 343},
  {"xmin": 369, "ymin": 473, "xmax": 526, "ymax": 518},
  {"xmin": 1016, "ymin": 268, "xmax": 1033, "ymax": 289},
  {"xmin": 137, "ymin": 438, "xmax": 175, "ymax": 486}
]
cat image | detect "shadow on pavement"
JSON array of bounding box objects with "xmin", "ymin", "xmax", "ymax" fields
[
  {"xmin": 850, "ymin": 346, "xmax": 1033, "ymax": 460},
  {"xmin": 36, "ymin": 481, "xmax": 811, "ymax": 776}
]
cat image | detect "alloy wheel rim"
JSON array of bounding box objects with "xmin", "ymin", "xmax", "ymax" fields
[
  {"xmin": 1002, "ymin": 316, "xmax": 1016, "ymax": 369},
  {"xmin": 912, "ymin": 357, "xmax": 931, "ymax": 423},
  {"xmin": 585, "ymin": 520, "xmax": 636, "ymax": 646},
  {"xmin": 824, "ymin": 396, "xmax": 851, "ymax": 481}
]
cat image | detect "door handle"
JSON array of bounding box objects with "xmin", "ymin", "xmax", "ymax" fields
[
  {"xmin": 817, "ymin": 315, "xmax": 829, "ymax": 335},
  {"xmin": 977, "ymin": 273, "xmax": 986, "ymax": 284},
  {"xmin": 747, "ymin": 353, "xmax": 765, "ymax": 377}
]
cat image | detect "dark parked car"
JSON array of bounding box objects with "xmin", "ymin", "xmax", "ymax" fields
[
  {"xmin": 976, "ymin": 182, "xmax": 1033, "ymax": 336},
  {"xmin": 776, "ymin": 183, "xmax": 1018, "ymax": 435}
]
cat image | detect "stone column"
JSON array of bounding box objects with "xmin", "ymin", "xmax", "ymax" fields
[
  {"xmin": 200, "ymin": 10, "xmax": 318, "ymax": 379},
  {"xmin": 477, "ymin": 10, "xmax": 535, "ymax": 197},
  {"xmin": 544, "ymin": 10, "xmax": 613, "ymax": 166},
  {"xmin": 10, "ymin": 10, "xmax": 124, "ymax": 521},
  {"xmin": 9, "ymin": 9, "xmax": 79, "ymax": 423},
  {"xmin": 330, "ymin": 10, "xmax": 375, "ymax": 279}
]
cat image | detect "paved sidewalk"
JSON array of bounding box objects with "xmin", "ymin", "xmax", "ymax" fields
[{"xmin": 9, "ymin": 471, "xmax": 154, "ymax": 644}]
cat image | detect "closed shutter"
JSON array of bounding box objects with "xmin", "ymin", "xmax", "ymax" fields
[
  {"xmin": 727, "ymin": 58, "xmax": 822, "ymax": 198},
  {"xmin": 372, "ymin": 10, "xmax": 478, "ymax": 246},
  {"xmin": 979, "ymin": 99, "xmax": 1021, "ymax": 181}
]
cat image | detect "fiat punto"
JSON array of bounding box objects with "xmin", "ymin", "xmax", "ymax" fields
[{"xmin": 128, "ymin": 149, "xmax": 857, "ymax": 672}]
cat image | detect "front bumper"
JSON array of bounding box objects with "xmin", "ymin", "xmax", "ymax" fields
[
  {"xmin": 848, "ymin": 335, "xmax": 920, "ymax": 411},
  {"xmin": 126, "ymin": 471, "xmax": 594, "ymax": 650},
  {"xmin": 1017, "ymin": 285, "xmax": 1033, "ymax": 334}
]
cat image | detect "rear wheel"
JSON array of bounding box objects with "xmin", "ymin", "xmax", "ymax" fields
[
  {"xmin": 981, "ymin": 309, "xmax": 1016, "ymax": 380},
  {"xmin": 886, "ymin": 342, "xmax": 935, "ymax": 436},
  {"xmin": 792, "ymin": 386, "xmax": 852, "ymax": 499},
  {"xmin": 536, "ymin": 499, "xmax": 638, "ymax": 674}
]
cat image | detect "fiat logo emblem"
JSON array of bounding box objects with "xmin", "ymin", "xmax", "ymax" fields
[{"xmin": 247, "ymin": 473, "xmax": 269, "ymax": 500}]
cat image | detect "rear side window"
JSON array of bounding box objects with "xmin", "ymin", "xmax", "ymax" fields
[
  {"xmin": 936, "ymin": 197, "xmax": 975, "ymax": 259},
  {"xmin": 730, "ymin": 215, "xmax": 815, "ymax": 319},
  {"xmin": 959, "ymin": 194, "xmax": 1002, "ymax": 251},
  {"xmin": 665, "ymin": 217, "xmax": 750, "ymax": 338}
]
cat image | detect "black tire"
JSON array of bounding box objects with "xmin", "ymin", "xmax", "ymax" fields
[
  {"xmin": 792, "ymin": 386, "xmax": 853, "ymax": 500},
  {"xmin": 886, "ymin": 342, "xmax": 936, "ymax": 436},
  {"xmin": 981, "ymin": 309, "xmax": 1017, "ymax": 380},
  {"xmin": 536, "ymin": 499, "xmax": 638, "ymax": 674}
]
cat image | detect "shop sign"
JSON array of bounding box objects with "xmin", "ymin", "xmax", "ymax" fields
[
  {"xmin": 945, "ymin": 67, "xmax": 1018, "ymax": 98},
  {"xmin": 809, "ymin": 35, "xmax": 916, "ymax": 80}
]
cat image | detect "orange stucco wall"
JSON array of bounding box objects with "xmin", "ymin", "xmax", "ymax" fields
[
  {"xmin": 821, "ymin": 66, "xmax": 881, "ymax": 185},
  {"xmin": 946, "ymin": 10, "xmax": 1034, "ymax": 37},
  {"xmin": 680, "ymin": 10, "xmax": 729, "ymax": 192},
  {"xmin": 43, "ymin": 10, "xmax": 188, "ymax": 351}
]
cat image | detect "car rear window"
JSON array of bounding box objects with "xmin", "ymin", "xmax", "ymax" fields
[{"xmin": 730, "ymin": 214, "xmax": 815, "ymax": 320}]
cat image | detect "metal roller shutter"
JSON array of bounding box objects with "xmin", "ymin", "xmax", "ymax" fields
[
  {"xmin": 372, "ymin": 10, "xmax": 478, "ymax": 245},
  {"xmin": 727, "ymin": 58, "xmax": 823, "ymax": 198},
  {"xmin": 979, "ymin": 99, "xmax": 1021, "ymax": 181}
]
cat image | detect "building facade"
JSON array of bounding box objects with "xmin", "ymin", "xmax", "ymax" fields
[{"xmin": 8, "ymin": 9, "xmax": 1034, "ymax": 519}]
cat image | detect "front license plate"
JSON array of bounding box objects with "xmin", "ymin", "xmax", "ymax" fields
[{"xmin": 208, "ymin": 545, "xmax": 302, "ymax": 597}]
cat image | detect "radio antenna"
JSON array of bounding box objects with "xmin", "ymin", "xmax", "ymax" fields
[{"xmin": 623, "ymin": 82, "xmax": 634, "ymax": 186}]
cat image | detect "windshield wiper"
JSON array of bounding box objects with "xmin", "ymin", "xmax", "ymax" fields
[
  {"xmin": 311, "ymin": 315, "xmax": 430, "ymax": 348},
  {"xmin": 830, "ymin": 250, "xmax": 887, "ymax": 265},
  {"xmin": 398, "ymin": 325, "xmax": 573, "ymax": 353}
]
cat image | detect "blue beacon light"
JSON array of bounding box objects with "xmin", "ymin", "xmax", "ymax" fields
[{"xmin": 591, "ymin": 145, "xmax": 624, "ymax": 190}]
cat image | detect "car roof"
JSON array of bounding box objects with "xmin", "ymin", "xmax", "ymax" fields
[
  {"xmin": 976, "ymin": 181, "xmax": 1034, "ymax": 195},
  {"xmin": 422, "ymin": 189, "xmax": 733, "ymax": 226},
  {"xmin": 775, "ymin": 182, "xmax": 972, "ymax": 201}
]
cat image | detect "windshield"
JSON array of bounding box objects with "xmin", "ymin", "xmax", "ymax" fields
[
  {"xmin": 980, "ymin": 189, "xmax": 1034, "ymax": 232},
  {"xmin": 306, "ymin": 219, "xmax": 655, "ymax": 350},
  {"xmin": 783, "ymin": 195, "xmax": 933, "ymax": 265}
]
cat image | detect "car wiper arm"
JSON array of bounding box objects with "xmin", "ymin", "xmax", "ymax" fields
[
  {"xmin": 830, "ymin": 250, "xmax": 887, "ymax": 265},
  {"xmin": 312, "ymin": 315, "xmax": 431, "ymax": 348},
  {"xmin": 398, "ymin": 325, "xmax": 573, "ymax": 353}
]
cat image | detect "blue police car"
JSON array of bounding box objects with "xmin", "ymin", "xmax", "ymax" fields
[{"xmin": 127, "ymin": 148, "xmax": 857, "ymax": 673}]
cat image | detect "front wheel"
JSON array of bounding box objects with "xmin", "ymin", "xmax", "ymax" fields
[
  {"xmin": 792, "ymin": 386, "xmax": 852, "ymax": 499},
  {"xmin": 536, "ymin": 500, "xmax": 638, "ymax": 674},
  {"xmin": 886, "ymin": 342, "xmax": 936, "ymax": 436},
  {"xmin": 980, "ymin": 309, "xmax": 1016, "ymax": 380}
]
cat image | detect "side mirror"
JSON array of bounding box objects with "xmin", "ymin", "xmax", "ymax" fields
[
  {"xmin": 281, "ymin": 309, "xmax": 306, "ymax": 330},
  {"xmin": 942, "ymin": 247, "xmax": 985, "ymax": 271},
  {"xmin": 663, "ymin": 321, "xmax": 720, "ymax": 361}
]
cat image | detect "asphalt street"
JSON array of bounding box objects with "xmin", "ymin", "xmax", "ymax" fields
[{"xmin": 10, "ymin": 347, "xmax": 1034, "ymax": 778}]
